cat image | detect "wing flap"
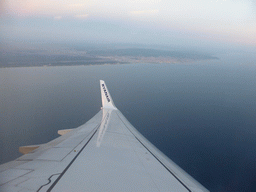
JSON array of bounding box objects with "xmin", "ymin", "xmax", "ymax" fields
[{"xmin": 19, "ymin": 145, "xmax": 41, "ymax": 154}]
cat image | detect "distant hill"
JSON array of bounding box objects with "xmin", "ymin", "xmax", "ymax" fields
[
  {"xmin": 89, "ymin": 48, "xmax": 218, "ymax": 60},
  {"xmin": 0, "ymin": 47, "xmax": 218, "ymax": 68}
]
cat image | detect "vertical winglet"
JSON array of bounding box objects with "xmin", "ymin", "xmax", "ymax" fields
[{"xmin": 100, "ymin": 80, "xmax": 117, "ymax": 110}]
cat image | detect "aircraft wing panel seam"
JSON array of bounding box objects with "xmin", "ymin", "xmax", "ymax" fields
[
  {"xmin": 37, "ymin": 173, "xmax": 61, "ymax": 192},
  {"xmin": 115, "ymin": 111, "xmax": 191, "ymax": 192},
  {"xmin": 46, "ymin": 127, "xmax": 99, "ymax": 192},
  {"xmin": 46, "ymin": 110, "xmax": 111, "ymax": 191},
  {"xmin": 130, "ymin": 134, "xmax": 191, "ymax": 192},
  {"xmin": 0, "ymin": 169, "xmax": 34, "ymax": 186}
]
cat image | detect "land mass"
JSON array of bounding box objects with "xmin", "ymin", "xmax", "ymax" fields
[{"xmin": 0, "ymin": 46, "xmax": 218, "ymax": 68}]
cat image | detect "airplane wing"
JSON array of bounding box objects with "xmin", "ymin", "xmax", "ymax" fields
[{"xmin": 0, "ymin": 80, "xmax": 209, "ymax": 192}]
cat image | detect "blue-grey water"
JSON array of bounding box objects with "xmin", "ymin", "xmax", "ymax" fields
[{"xmin": 0, "ymin": 52, "xmax": 256, "ymax": 191}]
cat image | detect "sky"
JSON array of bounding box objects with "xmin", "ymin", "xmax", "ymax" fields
[{"xmin": 1, "ymin": 0, "xmax": 256, "ymax": 49}]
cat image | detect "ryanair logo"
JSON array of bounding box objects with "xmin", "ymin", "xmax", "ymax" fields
[{"xmin": 102, "ymin": 84, "xmax": 110, "ymax": 102}]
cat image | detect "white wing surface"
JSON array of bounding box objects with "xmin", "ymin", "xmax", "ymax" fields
[{"xmin": 0, "ymin": 80, "xmax": 209, "ymax": 192}]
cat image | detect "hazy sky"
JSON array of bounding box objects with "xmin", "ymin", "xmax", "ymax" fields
[{"xmin": 1, "ymin": 0, "xmax": 256, "ymax": 48}]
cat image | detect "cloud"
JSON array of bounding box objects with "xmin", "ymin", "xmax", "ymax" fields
[
  {"xmin": 69, "ymin": 3, "xmax": 86, "ymax": 7},
  {"xmin": 130, "ymin": 0, "xmax": 162, "ymax": 4},
  {"xmin": 0, "ymin": 0, "xmax": 6, "ymax": 16},
  {"xmin": 1, "ymin": 0, "xmax": 255, "ymax": 46},
  {"xmin": 131, "ymin": 9, "xmax": 159, "ymax": 15},
  {"xmin": 74, "ymin": 14, "xmax": 89, "ymax": 19},
  {"xmin": 54, "ymin": 16, "xmax": 62, "ymax": 20},
  {"xmin": 4, "ymin": 0, "xmax": 92, "ymax": 17}
]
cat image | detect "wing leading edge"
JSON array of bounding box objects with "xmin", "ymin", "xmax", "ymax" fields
[{"xmin": 0, "ymin": 81, "xmax": 209, "ymax": 192}]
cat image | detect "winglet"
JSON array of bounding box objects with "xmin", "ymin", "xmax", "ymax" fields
[{"xmin": 100, "ymin": 80, "xmax": 117, "ymax": 110}]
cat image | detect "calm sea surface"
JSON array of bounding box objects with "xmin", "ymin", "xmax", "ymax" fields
[{"xmin": 1, "ymin": 52, "xmax": 256, "ymax": 191}]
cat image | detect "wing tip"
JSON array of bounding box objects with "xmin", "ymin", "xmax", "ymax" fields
[{"xmin": 100, "ymin": 80, "xmax": 117, "ymax": 110}]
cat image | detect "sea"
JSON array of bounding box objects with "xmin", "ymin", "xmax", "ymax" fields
[{"xmin": 0, "ymin": 51, "xmax": 255, "ymax": 191}]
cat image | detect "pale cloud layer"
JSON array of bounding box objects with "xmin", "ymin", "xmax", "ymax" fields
[
  {"xmin": 1, "ymin": 0, "xmax": 256, "ymax": 46},
  {"xmin": 3, "ymin": 0, "xmax": 161, "ymax": 17},
  {"xmin": 4, "ymin": 0, "xmax": 255, "ymax": 21},
  {"xmin": 4, "ymin": 0, "xmax": 92, "ymax": 16},
  {"xmin": 131, "ymin": 9, "xmax": 159, "ymax": 15},
  {"xmin": 54, "ymin": 16, "xmax": 62, "ymax": 20},
  {"xmin": 74, "ymin": 14, "xmax": 89, "ymax": 19}
]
